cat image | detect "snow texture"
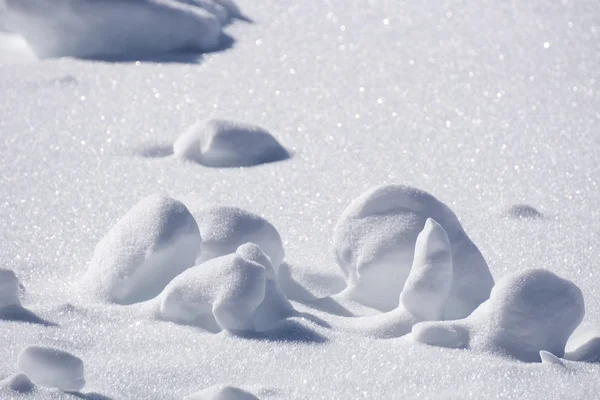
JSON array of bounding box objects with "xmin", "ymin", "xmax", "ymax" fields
[
  {"xmin": 0, "ymin": 267, "xmax": 21, "ymax": 307},
  {"xmin": 0, "ymin": 373, "xmax": 35, "ymax": 393},
  {"xmin": 332, "ymin": 184, "xmax": 493, "ymax": 319},
  {"xmin": 158, "ymin": 244, "xmax": 268, "ymax": 332},
  {"xmin": 17, "ymin": 345, "xmax": 85, "ymax": 392},
  {"xmin": 3, "ymin": 0, "xmax": 223, "ymax": 59},
  {"xmin": 184, "ymin": 385, "xmax": 260, "ymax": 400},
  {"xmin": 412, "ymin": 269, "xmax": 585, "ymax": 362},
  {"xmin": 84, "ymin": 194, "xmax": 201, "ymax": 305},
  {"xmin": 185, "ymin": 204, "xmax": 285, "ymax": 273},
  {"xmin": 173, "ymin": 119, "xmax": 290, "ymax": 167}
]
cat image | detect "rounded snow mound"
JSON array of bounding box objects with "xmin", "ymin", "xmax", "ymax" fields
[
  {"xmin": 158, "ymin": 243, "xmax": 295, "ymax": 332},
  {"xmin": 0, "ymin": 268, "xmax": 21, "ymax": 307},
  {"xmin": 0, "ymin": 373, "xmax": 35, "ymax": 393},
  {"xmin": 505, "ymin": 204, "xmax": 543, "ymax": 219},
  {"xmin": 173, "ymin": 119, "xmax": 290, "ymax": 167},
  {"xmin": 17, "ymin": 345, "xmax": 85, "ymax": 392},
  {"xmin": 84, "ymin": 194, "xmax": 201, "ymax": 305},
  {"xmin": 332, "ymin": 184, "xmax": 493, "ymax": 319},
  {"xmin": 184, "ymin": 385, "xmax": 259, "ymax": 400},
  {"xmin": 3, "ymin": 0, "xmax": 226, "ymax": 59},
  {"xmin": 186, "ymin": 204, "xmax": 285, "ymax": 273},
  {"xmin": 412, "ymin": 269, "xmax": 584, "ymax": 362}
]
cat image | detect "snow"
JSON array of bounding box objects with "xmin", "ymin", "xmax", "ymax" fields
[
  {"xmin": 17, "ymin": 345, "xmax": 85, "ymax": 392},
  {"xmin": 505, "ymin": 204, "xmax": 543, "ymax": 219},
  {"xmin": 3, "ymin": 0, "xmax": 223, "ymax": 59},
  {"xmin": 184, "ymin": 385, "xmax": 259, "ymax": 400},
  {"xmin": 412, "ymin": 269, "xmax": 585, "ymax": 362},
  {"xmin": 174, "ymin": 119, "xmax": 290, "ymax": 167},
  {"xmin": 332, "ymin": 184, "xmax": 493, "ymax": 319},
  {"xmin": 0, "ymin": 373, "xmax": 35, "ymax": 393},
  {"xmin": 0, "ymin": 268, "xmax": 21, "ymax": 307},
  {"xmin": 539, "ymin": 351, "xmax": 565, "ymax": 367},
  {"xmin": 84, "ymin": 194, "xmax": 201, "ymax": 305},
  {"xmin": 185, "ymin": 204, "xmax": 285, "ymax": 273},
  {"xmin": 2, "ymin": 0, "xmax": 600, "ymax": 398}
]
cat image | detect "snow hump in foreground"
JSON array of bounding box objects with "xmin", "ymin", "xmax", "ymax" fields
[
  {"xmin": 0, "ymin": 373, "xmax": 35, "ymax": 393},
  {"xmin": 173, "ymin": 119, "xmax": 290, "ymax": 167},
  {"xmin": 17, "ymin": 345, "xmax": 85, "ymax": 392},
  {"xmin": 158, "ymin": 243, "xmax": 295, "ymax": 332},
  {"xmin": 84, "ymin": 194, "xmax": 201, "ymax": 305},
  {"xmin": 332, "ymin": 184, "xmax": 493, "ymax": 319},
  {"xmin": 183, "ymin": 203, "xmax": 285, "ymax": 273},
  {"xmin": 3, "ymin": 0, "xmax": 226, "ymax": 59},
  {"xmin": 184, "ymin": 385, "xmax": 260, "ymax": 400},
  {"xmin": 412, "ymin": 269, "xmax": 585, "ymax": 362}
]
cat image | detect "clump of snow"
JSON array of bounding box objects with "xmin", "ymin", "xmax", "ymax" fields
[
  {"xmin": 84, "ymin": 194, "xmax": 201, "ymax": 305},
  {"xmin": 332, "ymin": 184, "xmax": 493, "ymax": 319},
  {"xmin": 0, "ymin": 267, "xmax": 21, "ymax": 307},
  {"xmin": 0, "ymin": 373, "xmax": 35, "ymax": 393},
  {"xmin": 184, "ymin": 385, "xmax": 259, "ymax": 400},
  {"xmin": 3, "ymin": 0, "xmax": 224, "ymax": 59},
  {"xmin": 173, "ymin": 119, "xmax": 290, "ymax": 167},
  {"xmin": 158, "ymin": 243, "xmax": 295, "ymax": 332},
  {"xmin": 186, "ymin": 204, "xmax": 285, "ymax": 273},
  {"xmin": 412, "ymin": 269, "xmax": 584, "ymax": 362},
  {"xmin": 539, "ymin": 351, "xmax": 565, "ymax": 367},
  {"xmin": 506, "ymin": 204, "xmax": 543, "ymax": 219},
  {"xmin": 17, "ymin": 345, "xmax": 85, "ymax": 392}
]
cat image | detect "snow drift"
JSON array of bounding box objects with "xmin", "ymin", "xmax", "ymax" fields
[
  {"xmin": 2, "ymin": 0, "xmax": 229, "ymax": 59},
  {"xmin": 17, "ymin": 345, "xmax": 85, "ymax": 392},
  {"xmin": 173, "ymin": 119, "xmax": 290, "ymax": 167},
  {"xmin": 332, "ymin": 184, "xmax": 493, "ymax": 319},
  {"xmin": 412, "ymin": 269, "xmax": 584, "ymax": 362},
  {"xmin": 84, "ymin": 194, "xmax": 201, "ymax": 305}
]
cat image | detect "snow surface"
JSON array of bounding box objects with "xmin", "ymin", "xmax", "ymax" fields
[
  {"xmin": 184, "ymin": 385, "xmax": 259, "ymax": 400},
  {"xmin": 173, "ymin": 119, "xmax": 290, "ymax": 167},
  {"xmin": 2, "ymin": 0, "xmax": 600, "ymax": 398},
  {"xmin": 332, "ymin": 184, "xmax": 493, "ymax": 318},
  {"xmin": 84, "ymin": 194, "xmax": 201, "ymax": 304},
  {"xmin": 17, "ymin": 345, "xmax": 85, "ymax": 392},
  {"xmin": 412, "ymin": 269, "xmax": 585, "ymax": 362}
]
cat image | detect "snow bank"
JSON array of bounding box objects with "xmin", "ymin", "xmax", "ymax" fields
[
  {"xmin": 158, "ymin": 243, "xmax": 295, "ymax": 332},
  {"xmin": 0, "ymin": 268, "xmax": 21, "ymax": 307},
  {"xmin": 186, "ymin": 204, "xmax": 285, "ymax": 273},
  {"xmin": 17, "ymin": 345, "xmax": 85, "ymax": 392},
  {"xmin": 184, "ymin": 385, "xmax": 259, "ymax": 400},
  {"xmin": 332, "ymin": 184, "xmax": 493, "ymax": 319},
  {"xmin": 412, "ymin": 269, "xmax": 584, "ymax": 362},
  {"xmin": 173, "ymin": 120, "xmax": 290, "ymax": 167},
  {"xmin": 0, "ymin": 373, "xmax": 35, "ymax": 393},
  {"xmin": 85, "ymin": 194, "xmax": 201, "ymax": 305},
  {"xmin": 3, "ymin": 0, "xmax": 223, "ymax": 59}
]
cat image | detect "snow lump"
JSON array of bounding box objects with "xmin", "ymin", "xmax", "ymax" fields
[
  {"xmin": 412, "ymin": 269, "xmax": 585, "ymax": 362},
  {"xmin": 84, "ymin": 194, "xmax": 201, "ymax": 305},
  {"xmin": 17, "ymin": 345, "xmax": 85, "ymax": 392},
  {"xmin": 184, "ymin": 385, "xmax": 260, "ymax": 400},
  {"xmin": 332, "ymin": 184, "xmax": 494, "ymax": 319},
  {"xmin": 173, "ymin": 119, "xmax": 290, "ymax": 167},
  {"xmin": 0, "ymin": 268, "xmax": 21, "ymax": 307}
]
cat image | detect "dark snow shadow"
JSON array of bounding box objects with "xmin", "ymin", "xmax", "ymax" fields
[
  {"xmin": 505, "ymin": 204, "xmax": 543, "ymax": 220},
  {"xmin": 70, "ymin": 392, "xmax": 114, "ymax": 400},
  {"xmin": 235, "ymin": 320, "xmax": 328, "ymax": 344},
  {"xmin": 0, "ymin": 305, "xmax": 58, "ymax": 327},
  {"xmin": 135, "ymin": 144, "xmax": 173, "ymax": 159}
]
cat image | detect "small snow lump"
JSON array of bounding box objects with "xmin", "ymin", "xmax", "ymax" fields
[
  {"xmin": 85, "ymin": 194, "xmax": 201, "ymax": 305},
  {"xmin": 184, "ymin": 385, "xmax": 259, "ymax": 400},
  {"xmin": 17, "ymin": 345, "xmax": 85, "ymax": 392},
  {"xmin": 0, "ymin": 373, "xmax": 35, "ymax": 393},
  {"xmin": 173, "ymin": 119, "xmax": 289, "ymax": 167},
  {"xmin": 333, "ymin": 184, "xmax": 493, "ymax": 319},
  {"xmin": 412, "ymin": 269, "xmax": 584, "ymax": 362},
  {"xmin": 0, "ymin": 268, "xmax": 21, "ymax": 307}
]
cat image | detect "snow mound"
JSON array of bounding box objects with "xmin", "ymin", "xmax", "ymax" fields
[
  {"xmin": 506, "ymin": 204, "xmax": 543, "ymax": 219},
  {"xmin": 539, "ymin": 351, "xmax": 565, "ymax": 367},
  {"xmin": 84, "ymin": 194, "xmax": 201, "ymax": 305},
  {"xmin": 0, "ymin": 267, "xmax": 21, "ymax": 307},
  {"xmin": 173, "ymin": 120, "xmax": 290, "ymax": 167},
  {"xmin": 332, "ymin": 184, "xmax": 493, "ymax": 319},
  {"xmin": 412, "ymin": 269, "xmax": 584, "ymax": 362},
  {"xmin": 565, "ymin": 334, "xmax": 600, "ymax": 362},
  {"xmin": 3, "ymin": 0, "xmax": 223, "ymax": 59},
  {"xmin": 184, "ymin": 385, "xmax": 259, "ymax": 400},
  {"xmin": 17, "ymin": 345, "xmax": 85, "ymax": 392},
  {"xmin": 0, "ymin": 373, "xmax": 35, "ymax": 393},
  {"xmin": 186, "ymin": 204, "xmax": 285, "ymax": 273}
]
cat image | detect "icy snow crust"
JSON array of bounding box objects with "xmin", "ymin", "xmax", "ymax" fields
[{"xmin": 3, "ymin": 0, "xmax": 600, "ymax": 399}]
